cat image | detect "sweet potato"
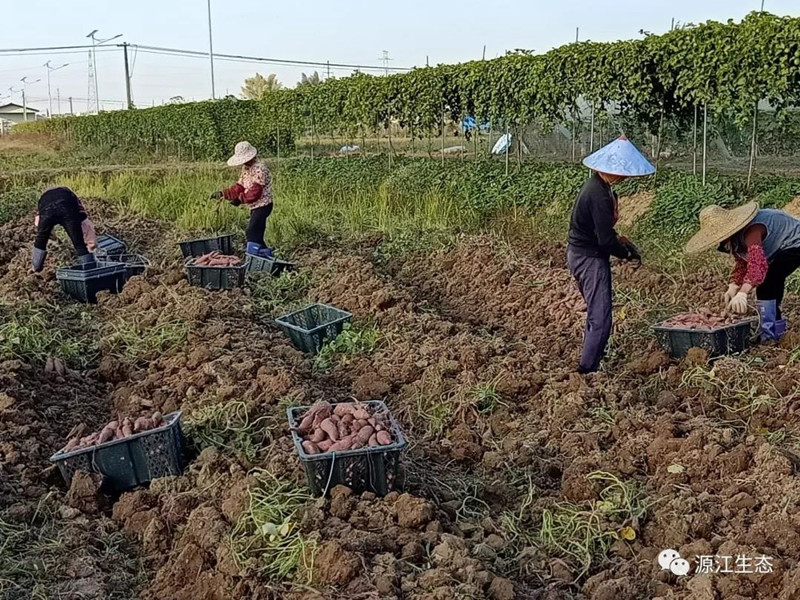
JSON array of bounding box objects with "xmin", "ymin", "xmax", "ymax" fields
[
  {"xmin": 98, "ymin": 426, "xmax": 115, "ymax": 444},
  {"xmin": 317, "ymin": 439, "xmax": 333, "ymax": 452},
  {"xmin": 121, "ymin": 418, "xmax": 134, "ymax": 438},
  {"xmin": 376, "ymin": 430, "xmax": 393, "ymax": 445},
  {"xmin": 368, "ymin": 433, "xmax": 379, "ymax": 447},
  {"xmin": 334, "ymin": 403, "xmax": 355, "ymax": 417},
  {"xmin": 311, "ymin": 428, "xmax": 327, "ymax": 443},
  {"xmin": 357, "ymin": 425, "xmax": 374, "ymax": 444},
  {"xmin": 134, "ymin": 416, "xmax": 154, "ymax": 432},
  {"xmin": 302, "ymin": 441, "xmax": 321, "ymax": 455},
  {"xmin": 328, "ymin": 436, "xmax": 354, "ymax": 452},
  {"xmin": 352, "ymin": 408, "xmax": 370, "ymax": 421},
  {"xmin": 320, "ymin": 418, "xmax": 339, "ymax": 442}
]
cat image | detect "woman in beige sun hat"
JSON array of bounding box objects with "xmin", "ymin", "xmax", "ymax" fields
[
  {"xmin": 211, "ymin": 141, "xmax": 274, "ymax": 258},
  {"xmin": 686, "ymin": 203, "xmax": 800, "ymax": 341}
]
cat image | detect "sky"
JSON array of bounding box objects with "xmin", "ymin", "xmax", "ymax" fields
[{"xmin": 1, "ymin": 0, "xmax": 798, "ymax": 115}]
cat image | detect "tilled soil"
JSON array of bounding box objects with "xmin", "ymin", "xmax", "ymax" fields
[{"xmin": 2, "ymin": 202, "xmax": 800, "ymax": 599}]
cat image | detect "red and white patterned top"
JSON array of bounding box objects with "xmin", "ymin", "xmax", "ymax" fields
[{"xmin": 236, "ymin": 160, "xmax": 273, "ymax": 210}]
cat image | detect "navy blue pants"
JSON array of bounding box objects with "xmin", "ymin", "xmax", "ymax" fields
[{"xmin": 568, "ymin": 249, "xmax": 612, "ymax": 373}]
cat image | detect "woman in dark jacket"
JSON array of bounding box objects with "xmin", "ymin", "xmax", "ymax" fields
[
  {"xmin": 32, "ymin": 186, "xmax": 97, "ymax": 272},
  {"xmin": 567, "ymin": 136, "xmax": 654, "ymax": 374}
]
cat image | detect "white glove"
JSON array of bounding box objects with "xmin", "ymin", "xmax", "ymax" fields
[
  {"xmin": 724, "ymin": 283, "xmax": 740, "ymax": 305},
  {"xmin": 728, "ymin": 291, "xmax": 749, "ymax": 314}
]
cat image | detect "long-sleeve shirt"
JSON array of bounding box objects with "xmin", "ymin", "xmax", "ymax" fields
[
  {"xmin": 567, "ymin": 173, "xmax": 630, "ymax": 259},
  {"xmin": 729, "ymin": 225, "xmax": 769, "ymax": 287},
  {"xmin": 222, "ymin": 160, "xmax": 273, "ymax": 210}
]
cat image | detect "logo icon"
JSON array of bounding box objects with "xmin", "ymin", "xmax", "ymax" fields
[{"xmin": 658, "ymin": 549, "xmax": 691, "ymax": 576}]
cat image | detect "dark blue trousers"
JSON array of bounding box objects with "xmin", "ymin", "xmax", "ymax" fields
[{"xmin": 568, "ymin": 249, "xmax": 612, "ymax": 373}]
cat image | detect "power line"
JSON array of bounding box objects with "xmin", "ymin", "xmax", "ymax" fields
[
  {"xmin": 0, "ymin": 42, "xmax": 412, "ymax": 72},
  {"xmin": 127, "ymin": 44, "xmax": 412, "ymax": 72}
]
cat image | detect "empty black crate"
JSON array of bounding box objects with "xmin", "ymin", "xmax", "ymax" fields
[
  {"xmin": 185, "ymin": 259, "xmax": 246, "ymax": 290},
  {"xmin": 57, "ymin": 261, "xmax": 127, "ymax": 303},
  {"xmin": 245, "ymin": 254, "xmax": 296, "ymax": 276},
  {"xmin": 95, "ymin": 234, "xmax": 127, "ymax": 258},
  {"xmin": 178, "ymin": 234, "xmax": 234, "ymax": 258},
  {"xmin": 275, "ymin": 303, "xmax": 352, "ymax": 353},
  {"xmin": 287, "ymin": 401, "xmax": 406, "ymax": 497},
  {"xmin": 652, "ymin": 318, "xmax": 758, "ymax": 359},
  {"xmin": 110, "ymin": 254, "xmax": 150, "ymax": 279},
  {"xmin": 50, "ymin": 412, "xmax": 184, "ymax": 492}
]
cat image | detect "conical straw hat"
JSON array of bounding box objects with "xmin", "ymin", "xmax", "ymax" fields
[
  {"xmin": 582, "ymin": 135, "xmax": 655, "ymax": 177},
  {"xmin": 684, "ymin": 202, "xmax": 759, "ymax": 254}
]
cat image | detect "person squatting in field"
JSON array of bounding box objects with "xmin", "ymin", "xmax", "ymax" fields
[
  {"xmin": 686, "ymin": 203, "xmax": 800, "ymax": 342},
  {"xmin": 31, "ymin": 186, "xmax": 98, "ymax": 272},
  {"xmin": 567, "ymin": 136, "xmax": 654, "ymax": 374},
  {"xmin": 211, "ymin": 141, "xmax": 274, "ymax": 258}
]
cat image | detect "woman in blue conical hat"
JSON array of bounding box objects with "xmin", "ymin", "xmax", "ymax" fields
[{"xmin": 567, "ymin": 135, "xmax": 655, "ymax": 374}]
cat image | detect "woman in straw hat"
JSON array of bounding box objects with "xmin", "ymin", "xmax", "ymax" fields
[
  {"xmin": 568, "ymin": 136, "xmax": 654, "ymax": 374},
  {"xmin": 212, "ymin": 141, "xmax": 274, "ymax": 258},
  {"xmin": 686, "ymin": 204, "xmax": 800, "ymax": 341}
]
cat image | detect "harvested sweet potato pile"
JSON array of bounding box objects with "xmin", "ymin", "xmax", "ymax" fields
[
  {"xmin": 61, "ymin": 412, "xmax": 167, "ymax": 453},
  {"xmin": 660, "ymin": 308, "xmax": 748, "ymax": 330},
  {"xmin": 193, "ymin": 252, "xmax": 242, "ymax": 267},
  {"xmin": 293, "ymin": 401, "xmax": 395, "ymax": 455}
]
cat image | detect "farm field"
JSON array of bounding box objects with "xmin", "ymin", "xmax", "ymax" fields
[{"xmin": 2, "ymin": 142, "xmax": 800, "ymax": 600}]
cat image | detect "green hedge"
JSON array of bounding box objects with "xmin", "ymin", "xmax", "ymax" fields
[
  {"xmin": 21, "ymin": 11, "xmax": 800, "ymax": 152},
  {"xmin": 21, "ymin": 98, "xmax": 294, "ymax": 161}
]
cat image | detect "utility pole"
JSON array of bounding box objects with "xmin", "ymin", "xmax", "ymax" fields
[
  {"xmin": 57, "ymin": 88, "xmax": 61, "ymax": 115},
  {"xmin": 20, "ymin": 77, "xmax": 40, "ymax": 122},
  {"xmin": 207, "ymin": 0, "xmax": 216, "ymax": 99},
  {"xmin": 44, "ymin": 61, "xmax": 68, "ymax": 116},
  {"xmin": 380, "ymin": 50, "xmax": 391, "ymax": 75},
  {"xmin": 123, "ymin": 43, "xmax": 133, "ymax": 109},
  {"xmin": 69, "ymin": 96, "xmax": 74, "ymax": 115},
  {"xmin": 87, "ymin": 30, "xmax": 122, "ymax": 113},
  {"xmin": 326, "ymin": 60, "xmax": 331, "ymax": 80},
  {"xmin": 576, "ymin": 27, "xmax": 579, "ymax": 42}
]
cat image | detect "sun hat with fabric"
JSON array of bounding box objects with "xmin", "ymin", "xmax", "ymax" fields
[
  {"xmin": 227, "ymin": 141, "xmax": 258, "ymax": 166},
  {"xmin": 684, "ymin": 202, "xmax": 759, "ymax": 254},
  {"xmin": 582, "ymin": 135, "xmax": 655, "ymax": 177}
]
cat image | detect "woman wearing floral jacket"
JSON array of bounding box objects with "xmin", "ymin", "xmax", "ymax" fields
[{"xmin": 212, "ymin": 141, "xmax": 274, "ymax": 258}]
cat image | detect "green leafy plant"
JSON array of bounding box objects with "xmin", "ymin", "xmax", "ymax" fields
[{"xmin": 314, "ymin": 323, "xmax": 379, "ymax": 370}]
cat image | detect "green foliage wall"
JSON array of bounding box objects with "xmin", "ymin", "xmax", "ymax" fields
[{"xmin": 21, "ymin": 12, "xmax": 800, "ymax": 154}]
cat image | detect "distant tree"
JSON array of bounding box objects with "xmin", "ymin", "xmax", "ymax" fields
[
  {"xmin": 241, "ymin": 73, "xmax": 283, "ymax": 99},
  {"xmin": 297, "ymin": 71, "xmax": 321, "ymax": 88}
]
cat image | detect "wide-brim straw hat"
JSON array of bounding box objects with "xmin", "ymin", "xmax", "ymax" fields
[
  {"xmin": 227, "ymin": 141, "xmax": 258, "ymax": 166},
  {"xmin": 582, "ymin": 135, "xmax": 655, "ymax": 177},
  {"xmin": 684, "ymin": 202, "xmax": 759, "ymax": 254}
]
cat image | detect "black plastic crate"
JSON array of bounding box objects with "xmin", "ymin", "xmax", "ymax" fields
[
  {"xmin": 275, "ymin": 303, "xmax": 353, "ymax": 353},
  {"xmin": 50, "ymin": 412, "xmax": 184, "ymax": 492},
  {"xmin": 185, "ymin": 258, "xmax": 246, "ymax": 290},
  {"xmin": 95, "ymin": 234, "xmax": 127, "ymax": 258},
  {"xmin": 652, "ymin": 317, "xmax": 758, "ymax": 358},
  {"xmin": 178, "ymin": 234, "xmax": 234, "ymax": 258},
  {"xmin": 56, "ymin": 261, "xmax": 128, "ymax": 303},
  {"xmin": 287, "ymin": 401, "xmax": 406, "ymax": 497},
  {"xmin": 245, "ymin": 253, "xmax": 296, "ymax": 276}
]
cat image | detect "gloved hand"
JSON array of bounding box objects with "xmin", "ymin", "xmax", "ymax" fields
[
  {"xmin": 623, "ymin": 241, "xmax": 642, "ymax": 262},
  {"xmin": 210, "ymin": 191, "xmax": 223, "ymax": 200},
  {"xmin": 724, "ymin": 283, "xmax": 740, "ymax": 306},
  {"xmin": 728, "ymin": 291, "xmax": 749, "ymax": 314}
]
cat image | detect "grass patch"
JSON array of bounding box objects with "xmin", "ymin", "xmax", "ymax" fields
[
  {"xmin": 502, "ymin": 471, "xmax": 649, "ymax": 577},
  {"xmin": 102, "ymin": 319, "xmax": 189, "ymax": 365},
  {"xmin": 0, "ymin": 303, "xmax": 96, "ymax": 367},
  {"xmin": 0, "ymin": 188, "xmax": 38, "ymax": 226},
  {"xmin": 230, "ymin": 470, "xmax": 315, "ymax": 583},
  {"xmin": 184, "ymin": 400, "xmax": 274, "ymax": 461},
  {"xmin": 313, "ymin": 322, "xmax": 379, "ymax": 370}
]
